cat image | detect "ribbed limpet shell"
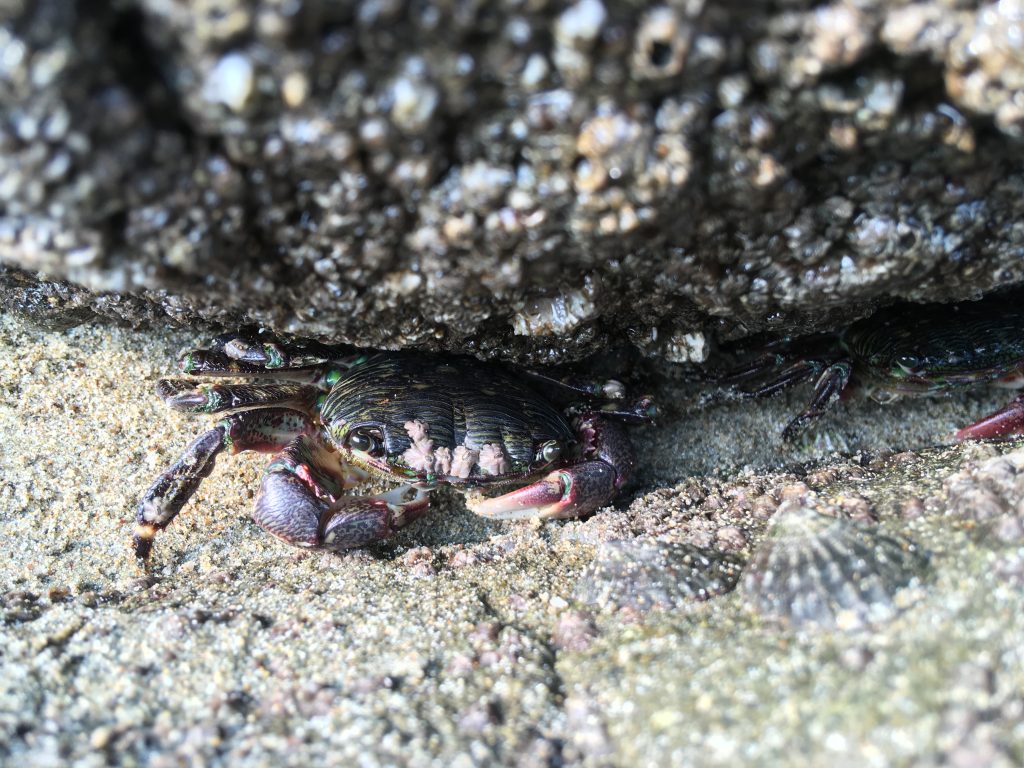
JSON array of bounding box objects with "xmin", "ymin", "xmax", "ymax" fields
[
  {"xmin": 575, "ymin": 538, "xmax": 745, "ymax": 612},
  {"xmin": 742, "ymin": 502, "xmax": 929, "ymax": 629}
]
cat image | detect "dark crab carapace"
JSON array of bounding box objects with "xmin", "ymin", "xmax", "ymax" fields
[
  {"xmin": 135, "ymin": 332, "xmax": 654, "ymax": 560},
  {"xmin": 723, "ymin": 294, "xmax": 1024, "ymax": 441}
]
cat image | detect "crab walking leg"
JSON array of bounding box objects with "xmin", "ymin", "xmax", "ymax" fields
[
  {"xmin": 176, "ymin": 348, "xmax": 340, "ymax": 385},
  {"xmin": 781, "ymin": 360, "xmax": 853, "ymax": 441},
  {"xmin": 468, "ymin": 416, "xmax": 636, "ymax": 521},
  {"xmin": 587, "ymin": 395, "xmax": 658, "ymax": 422},
  {"xmin": 134, "ymin": 408, "xmax": 316, "ymax": 560},
  {"xmin": 177, "ymin": 332, "xmax": 364, "ymax": 385},
  {"xmin": 156, "ymin": 379, "xmax": 321, "ymax": 414},
  {"xmin": 214, "ymin": 331, "xmax": 342, "ymax": 369},
  {"xmin": 521, "ymin": 369, "xmax": 631, "ymax": 400},
  {"xmin": 255, "ymin": 439, "xmax": 429, "ymax": 549},
  {"xmin": 956, "ymin": 394, "xmax": 1024, "ymax": 440},
  {"xmin": 733, "ymin": 358, "xmax": 832, "ymax": 398}
]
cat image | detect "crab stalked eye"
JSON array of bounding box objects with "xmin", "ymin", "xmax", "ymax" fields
[
  {"xmin": 540, "ymin": 441, "xmax": 563, "ymax": 463},
  {"xmin": 896, "ymin": 354, "xmax": 921, "ymax": 375},
  {"xmin": 348, "ymin": 429, "xmax": 383, "ymax": 456}
]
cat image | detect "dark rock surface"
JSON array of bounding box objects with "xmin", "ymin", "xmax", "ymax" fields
[{"xmin": 2, "ymin": 0, "xmax": 1024, "ymax": 364}]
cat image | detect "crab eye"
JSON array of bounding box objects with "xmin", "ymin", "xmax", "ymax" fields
[
  {"xmin": 896, "ymin": 354, "xmax": 921, "ymax": 374},
  {"xmin": 348, "ymin": 429, "xmax": 382, "ymax": 455},
  {"xmin": 540, "ymin": 441, "xmax": 563, "ymax": 463}
]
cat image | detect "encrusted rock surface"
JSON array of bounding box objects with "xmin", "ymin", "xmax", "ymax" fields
[
  {"xmin": 5, "ymin": 316, "xmax": 1024, "ymax": 765},
  {"xmin": 3, "ymin": 1, "xmax": 1024, "ymax": 362},
  {"xmin": 7, "ymin": 1, "xmax": 1024, "ymax": 765}
]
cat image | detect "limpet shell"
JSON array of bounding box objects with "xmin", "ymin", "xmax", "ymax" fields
[
  {"xmin": 575, "ymin": 538, "xmax": 745, "ymax": 612},
  {"xmin": 742, "ymin": 502, "xmax": 929, "ymax": 630}
]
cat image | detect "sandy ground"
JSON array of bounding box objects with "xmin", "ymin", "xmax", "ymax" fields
[{"xmin": 3, "ymin": 313, "xmax": 1024, "ymax": 766}]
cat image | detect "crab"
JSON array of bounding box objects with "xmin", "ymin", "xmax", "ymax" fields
[
  {"xmin": 722, "ymin": 293, "xmax": 1024, "ymax": 441},
  {"xmin": 135, "ymin": 331, "xmax": 655, "ymax": 560}
]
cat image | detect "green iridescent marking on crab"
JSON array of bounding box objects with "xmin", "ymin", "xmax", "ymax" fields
[
  {"xmin": 262, "ymin": 345, "xmax": 285, "ymax": 369},
  {"xmin": 217, "ymin": 417, "xmax": 235, "ymax": 452},
  {"xmin": 197, "ymin": 385, "xmax": 221, "ymax": 412}
]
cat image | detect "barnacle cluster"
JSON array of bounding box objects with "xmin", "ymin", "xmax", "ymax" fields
[
  {"xmin": 2, "ymin": 2, "xmax": 1024, "ymax": 362},
  {"xmin": 575, "ymin": 538, "xmax": 744, "ymax": 612}
]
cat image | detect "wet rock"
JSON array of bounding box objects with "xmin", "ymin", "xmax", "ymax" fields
[
  {"xmin": 1, "ymin": 2, "xmax": 1023, "ymax": 363},
  {"xmin": 944, "ymin": 449, "xmax": 1024, "ymax": 544},
  {"xmin": 7, "ymin": 316, "xmax": 1024, "ymax": 766}
]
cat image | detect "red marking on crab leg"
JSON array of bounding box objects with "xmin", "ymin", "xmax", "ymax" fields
[
  {"xmin": 956, "ymin": 395, "xmax": 1024, "ymax": 441},
  {"xmin": 468, "ymin": 461, "xmax": 617, "ymax": 521}
]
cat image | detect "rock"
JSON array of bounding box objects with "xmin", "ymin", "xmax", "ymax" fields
[
  {"xmin": 1, "ymin": 1, "xmax": 1023, "ymax": 363},
  {"xmin": 5, "ymin": 315, "xmax": 1024, "ymax": 765}
]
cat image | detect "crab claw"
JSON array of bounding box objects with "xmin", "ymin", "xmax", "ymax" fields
[
  {"xmin": 318, "ymin": 487, "xmax": 431, "ymax": 549},
  {"xmin": 467, "ymin": 460, "xmax": 617, "ymax": 521},
  {"xmin": 956, "ymin": 394, "xmax": 1024, "ymax": 441},
  {"xmin": 255, "ymin": 442, "xmax": 430, "ymax": 550}
]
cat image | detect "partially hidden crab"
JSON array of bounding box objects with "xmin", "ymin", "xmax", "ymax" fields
[
  {"xmin": 135, "ymin": 332, "xmax": 654, "ymax": 560},
  {"xmin": 722, "ymin": 293, "xmax": 1024, "ymax": 441}
]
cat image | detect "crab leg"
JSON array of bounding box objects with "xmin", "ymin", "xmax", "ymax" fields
[
  {"xmin": 177, "ymin": 348, "xmax": 338, "ymax": 385},
  {"xmin": 718, "ymin": 351, "xmax": 791, "ymax": 386},
  {"xmin": 177, "ymin": 332, "xmax": 364, "ymax": 385},
  {"xmin": 730, "ymin": 358, "xmax": 830, "ymax": 398},
  {"xmin": 468, "ymin": 416, "xmax": 635, "ymax": 520},
  {"xmin": 135, "ymin": 407, "xmax": 316, "ymax": 560},
  {"xmin": 580, "ymin": 395, "xmax": 657, "ymax": 422},
  {"xmin": 521, "ymin": 369, "xmax": 631, "ymax": 400},
  {"xmin": 207, "ymin": 330, "xmax": 341, "ymax": 367},
  {"xmin": 254, "ymin": 436, "xmax": 429, "ymax": 550},
  {"xmin": 156, "ymin": 379, "xmax": 320, "ymax": 414},
  {"xmin": 781, "ymin": 360, "xmax": 853, "ymax": 441},
  {"xmin": 956, "ymin": 394, "xmax": 1024, "ymax": 441}
]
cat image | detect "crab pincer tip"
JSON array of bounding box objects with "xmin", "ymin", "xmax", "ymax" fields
[
  {"xmin": 956, "ymin": 396, "xmax": 1024, "ymax": 442},
  {"xmin": 133, "ymin": 523, "xmax": 157, "ymax": 563}
]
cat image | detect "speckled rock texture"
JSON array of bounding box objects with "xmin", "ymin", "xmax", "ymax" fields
[
  {"xmin": 3, "ymin": 0, "xmax": 1024, "ymax": 363},
  {"xmin": 6, "ymin": 317, "xmax": 1024, "ymax": 766}
]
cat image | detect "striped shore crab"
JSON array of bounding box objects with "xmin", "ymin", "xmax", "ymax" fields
[
  {"xmin": 723, "ymin": 293, "xmax": 1024, "ymax": 441},
  {"xmin": 135, "ymin": 332, "xmax": 654, "ymax": 560}
]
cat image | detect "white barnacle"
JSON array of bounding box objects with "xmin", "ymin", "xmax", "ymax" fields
[
  {"xmin": 138, "ymin": 500, "xmax": 163, "ymax": 525},
  {"xmin": 433, "ymin": 446, "xmax": 453, "ymax": 476},
  {"xmin": 451, "ymin": 446, "xmax": 479, "ymax": 479},
  {"xmin": 479, "ymin": 444, "xmax": 509, "ymax": 476},
  {"xmin": 405, "ymin": 419, "xmax": 430, "ymax": 444},
  {"xmin": 402, "ymin": 420, "xmax": 436, "ymax": 472}
]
